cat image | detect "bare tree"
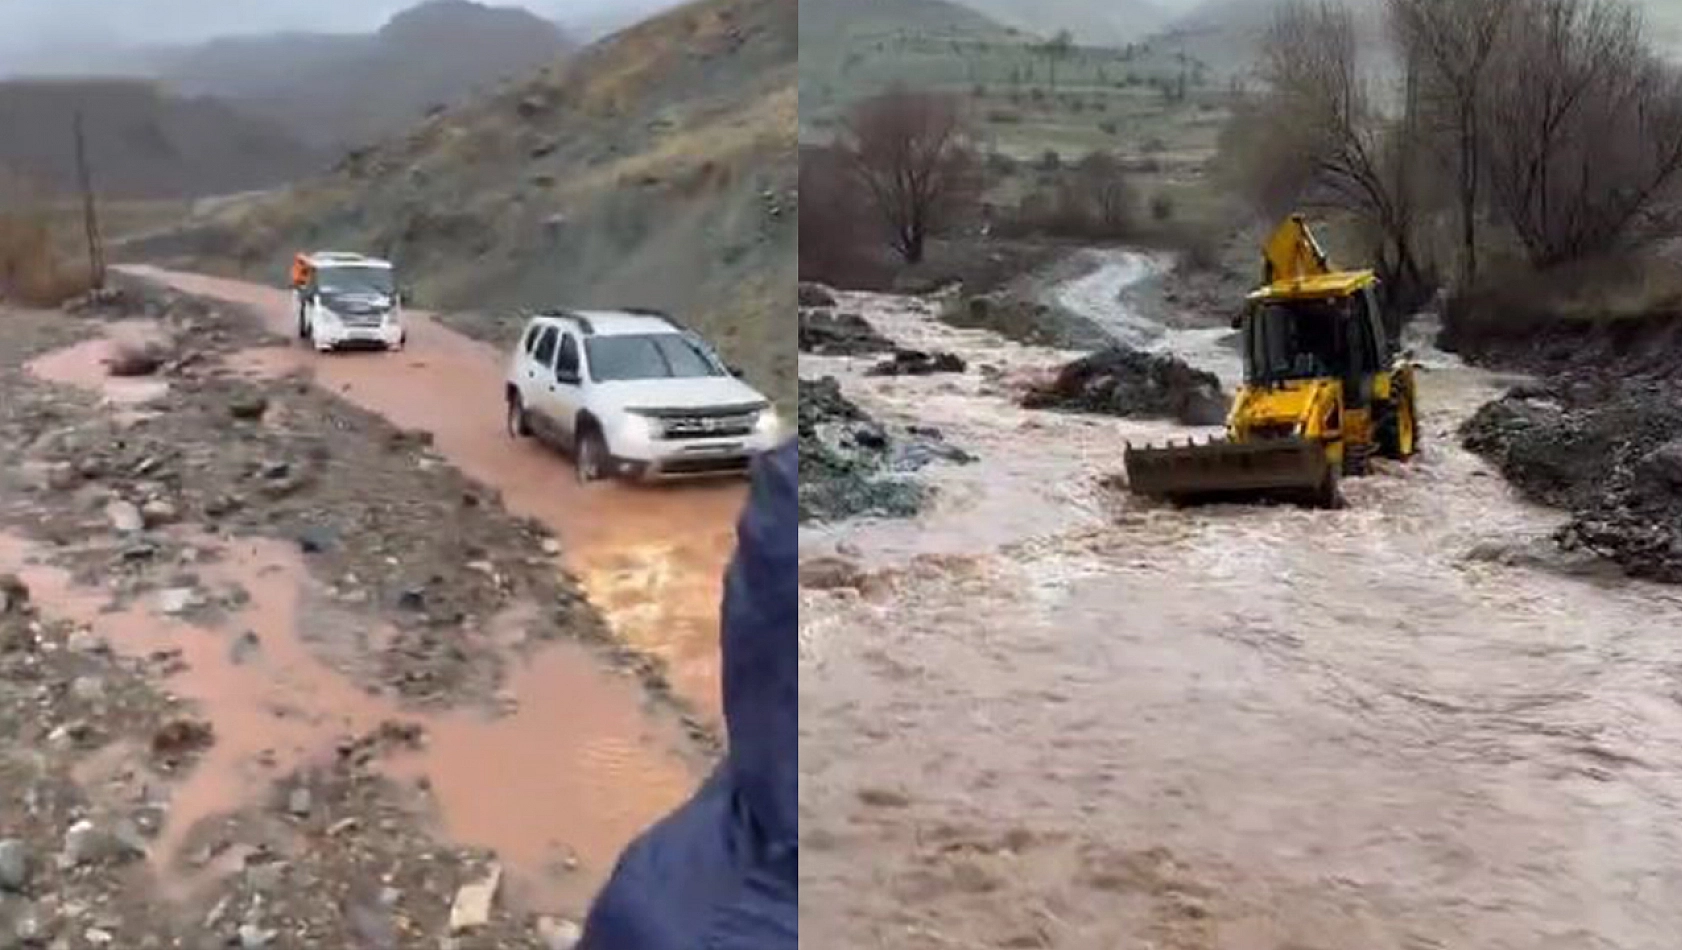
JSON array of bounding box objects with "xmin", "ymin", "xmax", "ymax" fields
[
  {"xmin": 1256, "ymin": 1, "xmax": 1431, "ymax": 311},
  {"xmin": 1074, "ymin": 151, "xmax": 1136, "ymax": 236},
  {"xmin": 1389, "ymin": 0, "xmax": 1517, "ymax": 286},
  {"xmin": 840, "ymin": 89, "xmax": 978, "ymax": 265},
  {"xmin": 1043, "ymin": 31, "xmax": 1075, "ymax": 92},
  {"xmin": 1482, "ymin": 0, "xmax": 1682, "ymax": 266}
]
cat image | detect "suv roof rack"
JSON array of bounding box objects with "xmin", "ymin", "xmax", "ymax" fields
[
  {"xmin": 620, "ymin": 306, "xmax": 685, "ymax": 331},
  {"xmin": 536, "ymin": 308, "xmax": 593, "ymax": 335}
]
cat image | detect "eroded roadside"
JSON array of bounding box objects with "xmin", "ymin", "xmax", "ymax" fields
[{"xmin": 0, "ymin": 283, "xmax": 708, "ymax": 946}]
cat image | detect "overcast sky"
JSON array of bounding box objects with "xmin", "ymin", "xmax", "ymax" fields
[{"xmin": 0, "ymin": 0, "xmax": 682, "ymax": 52}]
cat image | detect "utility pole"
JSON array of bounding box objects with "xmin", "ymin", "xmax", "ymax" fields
[{"xmin": 73, "ymin": 110, "xmax": 105, "ymax": 291}]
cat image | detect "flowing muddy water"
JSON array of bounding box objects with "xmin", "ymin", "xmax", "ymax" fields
[
  {"xmin": 800, "ymin": 250, "xmax": 1682, "ymax": 949},
  {"xmin": 0, "ymin": 527, "xmax": 695, "ymax": 913}
]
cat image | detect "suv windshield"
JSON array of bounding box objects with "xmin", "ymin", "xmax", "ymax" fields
[
  {"xmin": 1245, "ymin": 298, "xmax": 1346, "ymax": 384},
  {"xmin": 585, "ymin": 333, "xmax": 726, "ymax": 382},
  {"xmin": 317, "ymin": 267, "xmax": 394, "ymax": 296}
]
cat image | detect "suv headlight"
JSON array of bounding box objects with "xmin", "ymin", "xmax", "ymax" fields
[
  {"xmin": 620, "ymin": 413, "xmax": 660, "ymax": 441},
  {"xmin": 753, "ymin": 407, "xmax": 781, "ymax": 439}
]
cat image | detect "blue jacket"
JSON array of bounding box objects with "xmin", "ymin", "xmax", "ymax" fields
[{"xmin": 578, "ymin": 440, "xmax": 797, "ymax": 950}]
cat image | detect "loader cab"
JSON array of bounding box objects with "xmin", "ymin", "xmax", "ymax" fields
[{"xmin": 1242, "ymin": 274, "xmax": 1385, "ymax": 391}]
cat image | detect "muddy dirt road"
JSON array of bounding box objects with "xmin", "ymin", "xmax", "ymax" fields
[
  {"xmin": 122, "ymin": 265, "xmax": 744, "ymax": 721},
  {"xmin": 0, "ymin": 276, "xmax": 747, "ymax": 945},
  {"xmin": 800, "ymin": 251, "xmax": 1682, "ymax": 949}
]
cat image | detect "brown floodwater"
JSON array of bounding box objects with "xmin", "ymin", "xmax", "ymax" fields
[
  {"xmin": 119, "ymin": 264, "xmax": 744, "ymax": 722},
  {"xmin": 800, "ymin": 254, "xmax": 1682, "ymax": 949},
  {"xmin": 0, "ymin": 532, "xmax": 694, "ymax": 913}
]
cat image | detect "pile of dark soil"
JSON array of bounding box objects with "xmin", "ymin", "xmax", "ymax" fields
[
  {"xmin": 1461, "ymin": 375, "xmax": 1682, "ymax": 583},
  {"xmin": 864, "ymin": 349, "xmax": 966, "ymax": 377},
  {"xmin": 797, "ymin": 377, "xmax": 974, "ymax": 522},
  {"xmin": 798, "ymin": 377, "xmax": 924, "ymax": 523},
  {"xmin": 798, "ymin": 309, "xmax": 895, "ymax": 356},
  {"xmin": 1023, "ymin": 345, "xmax": 1228, "ymax": 426}
]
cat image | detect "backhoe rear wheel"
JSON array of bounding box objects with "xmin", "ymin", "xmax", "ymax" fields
[{"xmin": 1313, "ymin": 464, "xmax": 1345, "ymax": 510}]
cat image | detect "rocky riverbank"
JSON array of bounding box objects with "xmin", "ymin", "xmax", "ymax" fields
[{"xmin": 1461, "ymin": 374, "xmax": 1682, "ymax": 584}]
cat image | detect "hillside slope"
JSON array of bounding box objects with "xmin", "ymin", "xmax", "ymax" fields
[
  {"xmin": 0, "ymin": 79, "xmax": 321, "ymax": 199},
  {"xmin": 140, "ymin": 0, "xmax": 797, "ymax": 405},
  {"xmin": 799, "ymin": 0, "xmax": 1028, "ymax": 129},
  {"xmin": 145, "ymin": 0, "xmax": 576, "ymax": 151}
]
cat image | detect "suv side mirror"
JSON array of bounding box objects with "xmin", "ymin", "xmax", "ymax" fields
[{"xmin": 727, "ymin": 364, "xmax": 745, "ymax": 378}]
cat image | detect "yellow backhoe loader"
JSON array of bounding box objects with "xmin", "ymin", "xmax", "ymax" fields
[{"xmin": 1123, "ymin": 215, "xmax": 1419, "ymax": 508}]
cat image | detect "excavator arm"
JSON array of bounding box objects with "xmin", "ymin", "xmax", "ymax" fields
[{"xmin": 1260, "ymin": 214, "xmax": 1333, "ymax": 285}]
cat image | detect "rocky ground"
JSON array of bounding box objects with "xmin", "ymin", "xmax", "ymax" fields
[
  {"xmin": 1022, "ymin": 345, "xmax": 1228, "ymax": 426},
  {"xmin": 0, "ymin": 281, "xmax": 677, "ymax": 948},
  {"xmin": 796, "ymin": 377, "xmax": 973, "ymax": 524},
  {"xmin": 1461, "ymin": 373, "xmax": 1682, "ymax": 584}
]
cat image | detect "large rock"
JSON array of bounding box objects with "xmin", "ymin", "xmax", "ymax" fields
[
  {"xmin": 1023, "ymin": 345, "xmax": 1227, "ymax": 426},
  {"xmin": 448, "ymin": 864, "xmax": 502, "ymax": 933},
  {"xmin": 61, "ymin": 820, "xmax": 145, "ymax": 868},
  {"xmin": 798, "ymin": 310, "xmax": 893, "ymax": 356},
  {"xmin": 0, "ymin": 575, "xmax": 27, "ymax": 615},
  {"xmin": 105, "ymin": 500, "xmax": 144, "ymax": 534},
  {"xmin": 104, "ymin": 337, "xmax": 170, "ymax": 378},
  {"xmin": 797, "ymin": 282, "xmax": 838, "ymax": 307},
  {"xmin": 1636, "ymin": 439, "xmax": 1682, "ymax": 495},
  {"xmin": 865, "ymin": 349, "xmax": 967, "ymax": 377},
  {"xmin": 0, "ymin": 839, "xmax": 30, "ymax": 892}
]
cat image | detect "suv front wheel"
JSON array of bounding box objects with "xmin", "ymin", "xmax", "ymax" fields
[
  {"xmin": 507, "ymin": 392, "xmax": 532, "ymax": 438},
  {"xmin": 575, "ymin": 427, "xmax": 608, "ymax": 484}
]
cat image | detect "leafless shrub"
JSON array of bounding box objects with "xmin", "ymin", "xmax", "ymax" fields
[
  {"xmin": 0, "ymin": 210, "xmax": 90, "ymax": 307},
  {"xmin": 996, "ymin": 152, "xmax": 1138, "ymax": 241},
  {"xmin": 1481, "ymin": 0, "xmax": 1682, "ymax": 268}
]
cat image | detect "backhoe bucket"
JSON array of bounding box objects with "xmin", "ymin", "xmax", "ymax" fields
[{"xmin": 1123, "ymin": 437, "xmax": 1335, "ymax": 507}]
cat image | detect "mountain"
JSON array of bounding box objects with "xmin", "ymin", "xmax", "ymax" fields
[
  {"xmin": 0, "ymin": 79, "xmax": 321, "ymax": 199},
  {"xmin": 141, "ymin": 0, "xmax": 576, "ymax": 151},
  {"xmin": 949, "ymin": 0, "xmax": 1174, "ymax": 45},
  {"xmin": 138, "ymin": 0, "xmax": 798, "ymax": 405}
]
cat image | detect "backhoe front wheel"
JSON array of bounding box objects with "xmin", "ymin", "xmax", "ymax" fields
[
  {"xmin": 1314, "ymin": 465, "xmax": 1345, "ymax": 510},
  {"xmin": 1378, "ymin": 386, "xmax": 1420, "ymax": 461}
]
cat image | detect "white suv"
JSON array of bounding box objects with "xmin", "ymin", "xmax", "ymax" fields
[
  {"xmin": 503, "ymin": 309, "xmax": 781, "ymax": 482},
  {"xmin": 294, "ymin": 251, "xmax": 406, "ymax": 352}
]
